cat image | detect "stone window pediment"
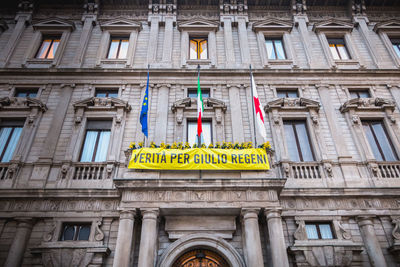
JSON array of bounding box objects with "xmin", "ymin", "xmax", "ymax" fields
[
  {"xmin": 100, "ymin": 18, "xmax": 142, "ymax": 32},
  {"xmin": 265, "ymin": 97, "xmax": 320, "ymax": 112},
  {"xmin": 177, "ymin": 19, "xmax": 219, "ymax": 32},
  {"xmin": 73, "ymin": 97, "xmax": 131, "ymax": 124},
  {"xmin": 32, "ymin": 18, "xmax": 75, "ymax": 31},
  {"xmin": 373, "ymin": 19, "xmax": 400, "ymax": 33},
  {"xmin": 340, "ymin": 97, "xmax": 396, "ymax": 113},
  {"xmin": 313, "ymin": 19, "xmax": 354, "ymax": 33},
  {"xmin": 0, "ymin": 97, "xmax": 47, "ymax": 112},
  {"xmin": 172, "ymin": 97, "xmax": 227, "ymax": 111},
  {"xmin": 252, "ymin": 18, "xmax": 293, "ymax": 33}
]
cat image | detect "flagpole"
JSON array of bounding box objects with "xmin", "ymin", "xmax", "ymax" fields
[
  {"xmin": 197, "ymin": 64, "xmax": 201, "ymax": 147},
  {"xmin": 145, "ymin": 64, "xmax": 150, "ymax": 147},
  {"xmin": 249, "ymin": 65, "xmax": 258, "ymax": 147}
]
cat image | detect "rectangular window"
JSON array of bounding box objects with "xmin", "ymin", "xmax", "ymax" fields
[
  {"xmin": 283, "ymin": 120, "xmax": 314, "ymax": 162},
  {"xmin": 187, "ymin": 89, "xmax": 210, "ymax": 98},
  {"xmin": 187, "ymin": 121, "xmax": 212, "ymax": 146},
  {"xmin": 0, "ymin": 120, "xmax": 24, "ymax": 163},
  {"xmin": 107, "ymin": 37, "xmax": 129, "ymax": 59},
  {"xmin": 14, "ymin": 88, "xmax": 38, "ymax": 98},
  {"xmin": 36, "ymin": 36, "xmax": 61, "ymax": 59},
  {"xmin": 265, "ymin": 38, "xmax": 286, "ymax": 60},
  {"xmin": 95, "ymin": 89, "xmax": 119, "ymax": 98},
  {"xmin": 305, "ymin": 223, "xmax": 334, "ymax": 240},
  {"xmin": 349, "ymin": 89, "xmax": 370, "ymax": 98},
  {"xmin": 80, "ymin": 120, "xmax": 112, "ymax": 162},
  {"xmin": 391, "ymin": 38, "xmax": 400, "ymax": 58},
  {"xmin": 277, "ymin": 89, "xmax": 299, "ymax": 98},
  {"xmin": 60, "ymin": 223, "xmax": 91, "ymax": 241},
  {"xmin": 362, "ymin": 121, "xmax": 398, "ymax": 161},
  {"xmin": 328, "ymin": 38, "xmax": 350, "ymax": 60},
  {"xmin": 189, "ymin": 37, "xmax": 208, "ymax": 60}
]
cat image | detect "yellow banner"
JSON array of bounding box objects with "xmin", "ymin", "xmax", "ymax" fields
[{"xmin": 128, "ymin": 148, "xmax": 270, "ymax": 170}]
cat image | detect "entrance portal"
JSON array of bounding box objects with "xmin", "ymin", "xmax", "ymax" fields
[{"xmin": 172, "ymin": 249, "xmax": 230, "ymax": 267}]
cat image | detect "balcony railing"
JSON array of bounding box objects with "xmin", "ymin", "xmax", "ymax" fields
[
  {"xmin": 0, "ymin": 164, "xmax": 9, "ymax": 180},
  {"xmin": 72, "ymin": 163, "xmax": 110, "ymax": 180},
  {"xmin": 373, "ymin": 162, "xmax": 400, "ymax": 178},
  {"xmin": 282, "ymin": 162, "xmax": 323, "ymax": 179}
]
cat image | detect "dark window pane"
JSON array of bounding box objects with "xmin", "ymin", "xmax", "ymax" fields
[
  {"xmin": 265, "ymin": 38, "xmax": 286, "ymax": 60},
  {"xmin": 391, "ymin": 39, "xmax": 400, "ymax": 58},
  {"xmin": 187, "ymin": 89, "xmax": 210, "ymax": 98},
  {"xmin": 277, "ymin": 89, "xmax": 298, "ymax": 98},
  {"xmin": 80, "ymin": 121, "xmax": 112, "ymax": 162},
  {"xmin": 62, "ymin": 225, "xmax": 75, "ymax": 241},
  {"xmin": 95, "ymin": 89, "xmax": 118, "ymax": 98},
  {"xmin": 363, "ymin": 121, "xmax": 398, "ymax": 161},
  {"xmin": 78, "ymin": 225, "xmax": 91, "ymax": 240},
  {"xmin": 295, "ymin": 122, "xmax": 314, "ymax": 161},
  {"xmin": 15, "ymin": 89, "xmax": 38, "ymax": 98},
  {"xmin": 349, "ymin": 90, "xmax": 370, "ymax": 98}
]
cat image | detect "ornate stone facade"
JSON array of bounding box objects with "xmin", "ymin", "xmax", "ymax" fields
[{"xmin": 0, "ymin": 0, "xmax": 400, "ymax": 266}]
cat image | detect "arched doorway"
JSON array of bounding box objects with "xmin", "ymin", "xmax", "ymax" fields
[{"xmin": 172, "ymin": 249, "xmax": 229, "ymax": 267}]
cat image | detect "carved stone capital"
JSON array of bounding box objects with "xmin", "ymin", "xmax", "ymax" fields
[{"xmin": 241, "ymin": 208, "xmax": 260, "ymax": 220}]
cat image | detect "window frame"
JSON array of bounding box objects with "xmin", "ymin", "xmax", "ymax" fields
[
  {"xmin": 374, "ymin": 20, "xmax": 400, "ymax": 68},
  {"xmin": 265, "ymin": 37, "xmax": 287, "ymax": 60},
  {"xmin": 59, "ymin": 222, "xmax": 92, "ymax": 241},
  {"xmin": 24, "ymin": 18, "xmax": 75, "ymax": 67},
  {"xmin": 35, "ymin": 35, "xmax": 61, "ymax": 60},
  {"xmin": 189, "ymin": 37, "xmax": 208, "ymax": 60},
  {"xmin": 305, "ymin": 222, "xmax": 335, "ymax": 240},
  {"xmin": 186, "ymin": 119, "xmax": 213, "ymax": 146},
  {"xmin": 283, "ymin": 120, "xmax": 315, "ymax": 162},
  {"xmin": 79, "ymin": 120, "xmax": 112, "ymax": 163},
  {"xmin": 97, "ymin": 19, "xmax": 142, "ymax": 68},
  {"xmin": 361, "ymin": 120, "xmax": 398, "ymax": 162},
  {"xmin": 327, "ymin": 38, "xmax": 351, "ymax": 60},
  {"xmin": 94, "ymin": 88, "xmax": 120, "ymax": 98},
  {"xmin": 14, "ymin": 88, "xmax": 39, "ymax": 98},
  {"xmin": 106, "ymin": 36, "xmax": 130, "ymax": 60},
  {"xmin": 187, "ymin": 88, "xmax": 210, "ymax": 98},
  {"xmin": 276, "ymin": 88, "xmax": 299, "ymax": 98},
  {"xmin": 0, "ymin": 121, "xmax": 25, "ymax": 163}
]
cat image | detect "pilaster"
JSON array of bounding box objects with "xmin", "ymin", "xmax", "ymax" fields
[
  {"xmin": 228, "ymin": 84, "xmax": 244, "ymax": 143},
  {"xmin": 113, "ymin": 210, "xmax": 136, "ymax": 267},
  {"xmin": 154, "ymin": 84, "xmax": 171, "ymax": 144},
  {"xmin": 222, "ymin": 17, "xmax": 235, "ymax": 67},
  {"xmin": 0, "ymin": 0, "xmax": 33, "ymax": 68},
  {"xmin": 72, "ymin": 0, "xmax": 98, "ymax": 67},
  {"xmin": 241, "ymin": 208, "xmax": 264, "ymax": 267},
  {"xmin": 357, "ymin": 216, "xmax": 388, "ymax": 267},
  {"xmin": 4, "ymin": 217, "xmax": 34, "ymax": 267}
]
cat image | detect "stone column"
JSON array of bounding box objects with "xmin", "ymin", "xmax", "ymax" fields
[
  {"xmin": 264, "ymin": 209, "xmax": 289, "ymax": 267},
  {"xmin": 4, "ymin": 218, "xmax": 34, "ymax": 267},
  {"xmin": 113, "ymin": 210, "xmax": 136, "ymax": 267},
  {"xmin": 242, "ymin": 208, "xmax": 264, "ymax": 267},
  {"xmin": 138, "ymin": 208, "xmax": 159, "ymax": 267},
  {"xmin": 222, "ymin": 17, "xmax": 235, "ymax": 66},
  {"xmin": 357, "ymin": 216, "xmax": 388, "ymax": 267}
]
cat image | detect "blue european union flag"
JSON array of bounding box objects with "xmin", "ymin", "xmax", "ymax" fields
[{"xmin": 140, "ymin": 70, "xmax": 149, "ymax": 137}]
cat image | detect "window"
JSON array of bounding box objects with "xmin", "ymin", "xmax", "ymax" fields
[
  {"xmin": 60, "ymin": 223, "xmax": 91, "ymax": 241},
  {"xmin": 391, "ymin": 38, "xmax": 400, "ymax": 58},
  {"xmin": 187, "ymin": 89, "xmax": 210, "ymax": 98},
  {"xmin": 187, "ymin": 121, "xmax": 212, "ymax": 146},
  {"xmin": 14, "ymin": 88, "xmax": 38, "ymax": 98},
  {"xmin": 107, "ymin": 37, "xmax": 129, "ymax": 59},
  {"xmin": 305, "ymin": 222, "xmax": 334, "ymax": 240},
  {"xmin": 0, "ymin": 121, "xmax": 24, "ymax": 163},
  {"xmin": 328, "ymin": 38, "xmax": 350, "ymax": 60},
  {"xmin": 95, "ymin": 89, "xmax": 118, "ymax": 98},
  {"xmin": 80, "ymin": 120, "xmax": 112, "ymax": 162},
  {"xmin": 362, "ymin": 121, "xmax": 398, "ymax": 161},
  {"xmin": 189, "ymin": 37, "xmax": 208, "ymax": 60},
  {"xmin": 35, "ymin": 36, "xmax": 61, "ymax": 59},
  {"xmin": 265, "ymin": 38, "xmax": 286, "ymax": 60},
  {"xmin": 349, "ymin": 89, "xmax": 370, "ymax": 98},
  {"xmin": 277, "ymin": 89, "xmax": 298, "ymax": 98},
  {"xmin": 283, "ymin": 121, "xmax": 314, "ymax": 162}
]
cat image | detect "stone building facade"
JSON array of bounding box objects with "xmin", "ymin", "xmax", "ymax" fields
[{"xmin": 0, "ymin": 0, "xmax": 400, "ymax": 266}]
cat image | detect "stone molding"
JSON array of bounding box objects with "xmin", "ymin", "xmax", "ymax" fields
[
  {"xmin": 177, "ymin": 18, "xmax": 219, "ymax": 32},
  {"xmin": 0, "ymin": 96, "xmax": 47, "ymax": 113},
  {"xmin": 339, "ymin": 97, "xmax": 396, "ymax": 113},
  {"xmin": 265, "ymin": 97, "xmax": 320, "ymax": 112},
  {"xmin": 373, "ymin": 19, "xmax": 400, "ymax": 33},
  {"xmin": 157, "ymin": 233, "xmax": 245, "ymax": 267},
  {"xmin": 252, "ymin": 18, "xmax": 293, "ymax": 33},
  {"xmin": 99, "ymin": 18, "xmax": 142, "ymax": 32},
  {"xmin": 32, "ymin": 18, "xmax": 76, "ymax": 31},
  {"xmin": 312, "ymin": 19, "xmax": 355, "ymax": 33}
]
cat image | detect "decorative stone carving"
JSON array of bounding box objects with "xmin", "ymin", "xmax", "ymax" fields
[
  {"xmin": 94, "ymin": 220, "xmax": 105, "ymax": 241},
  {"xmin": 351, "ymin": 0, "xmax": 366, "ymax": 16},
  {"xmin": 292, "ymin": 0, "xmax": 307, "ymax": 15},
  {"xmin": 373, "ymin": 19, "xmax": 400, "ymax": 33},
  {"xmin": 340, "ymin": 97, "xmax": 396, "ymax": 113},
  {"xmin": 265, "ymin": 97, "xmax": 320, "ymax": 112},
  {"xmin": 18, "ymin": 0, "xmax": 34, "ymax": 13},
  {"xmin": 32, "ymin": 18, "xmax": 76, "ymax": 32},
  {"xmin": 83, "ymin": 0, "xmax": 98, "ymax": 15},
  {"xmin": 337, "ymin": 221, "xmax": 352, "ymax": 240},
  {"xmin": 220, "ymin": 0, "xmax": 248, "ymax": 16},
  {"xmin": 324, "ymin": 162, "xmax": 333, "ymax": 177},
  {"xmin": 60, "ymin": 163, "xmax": 70, "ymax": 179},
  {"xmin": 351, "ymin": 115, "xmax": 359, "ymax": 124},
  {"xmin": 0, "ymin": 97, "xmax": 47, "ymax": 112},
  {"xmin": 43, "ymin": 222, "xmax": 57, "ymax": 242},
  {"xmin": 392, "ymin": 217, "xmax": 400, "ymax": 241},
  {"xmin": 294, "ymin": 220, "xmax": 307, "ymax": 240}
]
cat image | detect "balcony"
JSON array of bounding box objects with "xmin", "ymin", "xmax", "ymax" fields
[
  {"xmin": 370, "ymin": 162, "xmax": 400, "ymax": 179},
  {"xmin": 281, "ymin": 162, "xmax": 323, "ymax": 179}
]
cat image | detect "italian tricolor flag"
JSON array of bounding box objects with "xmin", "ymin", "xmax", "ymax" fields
[{"xmin": 197, "ymin": 67, "xmax": 203, "ymax": 145}]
